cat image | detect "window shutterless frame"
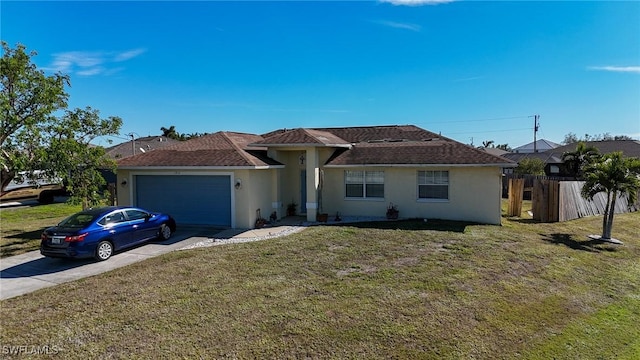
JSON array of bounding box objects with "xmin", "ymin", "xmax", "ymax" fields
[
  {"xmin": 417, "ymin": 170, "xmax": 449, "ymax": 200},
  {"xmin": 345, "ymin": 170, "xmax": 384, "ymax": 199}
]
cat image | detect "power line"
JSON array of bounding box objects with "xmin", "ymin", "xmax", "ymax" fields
[
  {"xmin": 425, "ymin": 115, "xmax": 531, "ymax": 125},
  {"xmin": 445, "ymin": 127, "xmax": 532, "ymax": 135}
]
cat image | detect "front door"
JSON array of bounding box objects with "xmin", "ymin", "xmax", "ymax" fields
[{"xmin": 300, "ymin": 170, "xmax": 307, "ymax": 214}]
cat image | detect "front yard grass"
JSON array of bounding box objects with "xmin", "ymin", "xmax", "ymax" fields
[
  {"xmin": 1, "ymin": 209, "xmax": 638, "ymax": 359},
  {"xmin": 0, "ymin": 202, "xmax": 81, "ymax": 258}
]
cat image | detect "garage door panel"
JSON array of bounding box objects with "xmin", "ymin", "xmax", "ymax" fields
[{"xmin": 136, "ymin": 175, "xmax": 231, "ymax": 226}]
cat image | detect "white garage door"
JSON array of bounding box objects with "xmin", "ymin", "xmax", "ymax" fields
[{"xmin": 135, "ymin": 175, "xmax": 231, "ymax": 227}]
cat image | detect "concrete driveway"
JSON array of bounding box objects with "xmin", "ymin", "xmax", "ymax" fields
[{"xmin": 0, "ymin": 226, "xmax": 219, "ymax": 300}]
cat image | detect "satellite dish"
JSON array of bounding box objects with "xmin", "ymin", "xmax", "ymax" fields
[{"xmin": 139, "ymin": 148, "xmax": 146, "ymax": 153}]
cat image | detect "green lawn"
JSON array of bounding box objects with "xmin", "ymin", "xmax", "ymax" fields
[
  {"xmin": 1, "ymin": 208, "xmax": 638, "ymax": 359},
  {"xmin": 0, "ymin": 202, "xmax": 81, "ymax": 257}
]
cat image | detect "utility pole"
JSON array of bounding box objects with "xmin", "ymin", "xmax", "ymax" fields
[{"xmin": 533, "ymin": 114, "xmax": 540, "ymax": 152}]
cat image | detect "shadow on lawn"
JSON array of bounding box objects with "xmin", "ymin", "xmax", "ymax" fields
[
  {"xmin": 330, "ymin": 219, "xmax": 473, "ymax": 233},
  {"xmin": 542, "ymin": 233, "xmax": 619, "ymax": 253}
]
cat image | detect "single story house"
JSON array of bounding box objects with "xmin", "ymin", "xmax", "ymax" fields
[{"xmin": 116, "ymin": 125, "xmax": 516, "ymax": 228}]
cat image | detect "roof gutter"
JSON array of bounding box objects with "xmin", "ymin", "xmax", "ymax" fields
[
  {"xmin": 118, "ymin": 165, "xmax": 285, "ymax": 171},
  {"xmin": 248, "ymin": 143, "xmax": 352, "ymax": 149},
  {"xmin": 323, "ymin": 163, "xmax": 517, "ymax": 168}
]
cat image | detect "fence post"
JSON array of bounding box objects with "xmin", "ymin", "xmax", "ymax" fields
[{"xmin": 508, "ymin": 178, "xmax": 524, "ymax": 217}]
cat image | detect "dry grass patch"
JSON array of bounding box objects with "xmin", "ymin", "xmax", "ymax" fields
[{"xmin": 1, "ymin": 212, "xmax": 639, "ymax": 359}]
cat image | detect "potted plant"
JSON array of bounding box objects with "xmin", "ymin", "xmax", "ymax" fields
[
  {"xmin": 316, "ymin": 212, "xmax": 329, "ymax": 222},
  {"xmin": 386, "ymin": 202, "xmax": 399, "ymax": 220},
  {"xmin": 286, "ymin": 201, "xmax": 297, "ymax": 216},
  {"xmin": 255, "ymin": 208, "xmax": 267, "ymax": 228}
]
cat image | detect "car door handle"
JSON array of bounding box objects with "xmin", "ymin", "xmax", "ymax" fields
[
  {"xmin": 109, "ymin": 230, "xmax": 116, "ymax": 234},
  {"xmin": 133, "ymin": 225, "xmax": 139, "ymax": 229}
]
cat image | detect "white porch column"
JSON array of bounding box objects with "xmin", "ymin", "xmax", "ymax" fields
[{"xmin": 305, "ymin": 148, "xmax": 319, "ymax": 222}]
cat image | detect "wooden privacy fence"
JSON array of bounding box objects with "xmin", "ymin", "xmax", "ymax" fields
[
  {"xmin": 507, "ymin": 178, "xmax": 524, "ymax": 217},
  {"xmin": 531, "ymin": 179, "xmax": 640, "ymax": 222}
]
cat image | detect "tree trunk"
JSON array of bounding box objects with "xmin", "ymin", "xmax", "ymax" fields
[
  {"xmin": 601, "ymin": 190, "xmax": 612, "ymax": 239},
  {"xmin": 603, "ymin": 191, "xmax": 617, "ymax": 240},
  {"xmin": 1, "ymin": 169, "xmax": 16, "ymax": 195}
]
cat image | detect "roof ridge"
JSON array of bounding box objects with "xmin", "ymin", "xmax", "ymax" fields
[
  {"xmin": 221, "ymin": 131, "xmax": 261, "ymax": 166},
  {"xmin": 300, "ymin": 128, "xmax": 324, "ymax": 144}
]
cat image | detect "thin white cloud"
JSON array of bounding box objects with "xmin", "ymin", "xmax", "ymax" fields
[
  {"xmin": 374, "ymin": 20, "xmax": 422, "ymax": 32},
  {"xmin": 380, "ymin": 0, "xmax": 455, "ymax": 6},
  {"xmin": 44, "ymin": 48, "xmax": 145, "ymax": 76},
  {"xmin": 114, "ymin": 48, "xmax": 146, "ymax": 62},
  {"xmin": 588, "ymin": 66, "xmax": 640, "ymax": 74}
]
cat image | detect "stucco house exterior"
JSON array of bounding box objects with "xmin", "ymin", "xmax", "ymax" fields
[{"xmin": 116, "ymin": 125, "xmax": 515, "ymax": 228}]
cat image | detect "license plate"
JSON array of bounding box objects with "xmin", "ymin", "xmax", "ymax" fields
[{"xmin": 51, "ymin": 236, "xmax": 65, "ymax": 245}]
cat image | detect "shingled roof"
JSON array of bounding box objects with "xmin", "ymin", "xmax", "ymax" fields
[
  {"xmin": 105, "ymin": 136, "xmax": 180, "ymax": 159},
  {"xmin": 547, "ymin": 140, "xmax": 640, "ymax": 159},
  {"xmin": 314, "ymin": 125, "xmax": 514, "ymax": 166},
  {"xmin": 315, "ymin": 124, "xmax": 442, "ymax": 143},
  {"xmin": 117, "ymin": 125, "xmax": 515, "ymax": 168},
  {"xmin": 252, "ymin": 128, "xmax": 351, "ymax": 147},
  {"xmin": 117, "ymin": 132, "xmax": 283, "ymax": 168},
  {"xmin": 325, "ymin": 138, "xmax": 515, "ymax": 166}
]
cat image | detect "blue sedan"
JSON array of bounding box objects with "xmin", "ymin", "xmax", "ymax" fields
[{"xmin": 40, "ymin": 206, "xmax": 177, "ymax": 261}]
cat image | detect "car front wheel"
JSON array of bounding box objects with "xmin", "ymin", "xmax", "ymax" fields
[
  {"xmin": 158, "ymin": 224, "xmax": 172, "ymax": 241},
  {"xmin": 95, "ymin": 241, "xmax": 113, "ymax": 261}
]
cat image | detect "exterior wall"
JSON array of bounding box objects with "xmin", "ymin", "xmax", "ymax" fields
[
  {"xmin": 116, "ymin": 160, "xmax": 504, "ymax": 227},
  {"xmin": 239, "ymin": 168, "xmax": 277, "ymax": 228},
  {"xmin": 116, "ymin": 170, "xmax": 132, "ymax": 206},
  {"xmin": 322, "ymin": 166, "xmax": 503, "ymax": 225}
]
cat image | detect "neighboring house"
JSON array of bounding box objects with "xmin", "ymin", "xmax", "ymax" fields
[
  {"xmin": 101, "ymin": 136, "xmax": 180, "ymax": 184},
  {"xmin": 501, "ymin": 152, "xmax": 565, "ymax": 176},
  {"xmin": 480, "ymin": 147, "xmax": 510, "ymax": 157},
  {"xmin": 548, "ymin": 140, "xmax": 640, "ymax": 160},
  {"xmin": 105, "ymin": 136, "xmax": 180, "ymax": 160},
  {"xmin": 504, "ymin": 140, "xmax": 640, "ymax": 177},
  {"xmin": 512, "ymin": 139, "xmax": 561, "ymax": 153},
  {"xmin": 116, "ymin": 125, "xmax": 516, "ymax": 228}
]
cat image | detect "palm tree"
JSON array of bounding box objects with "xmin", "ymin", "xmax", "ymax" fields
[
  {"xmin": 562, "ymin": 142, "xmax": 600, "ymax": 179},
  {"xmin": 581, "ymin": 152, "xmax": 640, "ymax": 240},
  {"xmin": 160, "ymin": 125, "xmax": 181, "ymax": 140}
]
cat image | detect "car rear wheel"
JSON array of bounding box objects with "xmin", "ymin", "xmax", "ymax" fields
[
  {"xmin": 158, "ymin": 224, "xmax": 172, "ymax": 241},
  {"xmin": 95, "ymin": 241, "xmax": 113, "ymax": 261}
]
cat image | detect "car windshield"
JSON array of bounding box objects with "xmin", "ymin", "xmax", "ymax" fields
[{"xmin": 58, "ymin": 212, "xmax": 98, "ymax": 228}]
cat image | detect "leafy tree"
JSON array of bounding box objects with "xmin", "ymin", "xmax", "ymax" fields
[
  {"xmin": 496, "ymin": 143, "xmax": 511, "ymax": 151},
  {"xmin": 514, "ymin": 157, "xmax": 546, "ymax": 175},
  {"xmin": 1, "ymin": 41, "xmax": 69, "ymax": 193},
  {"xmin": 613, "ymin": 135, "xmax": 634, "ymax": 141},
  {"xmin": 562, "ymin": 142, "xmax": 601, "ymax": 180},
  {"xmin": 47, "ymin": 107, "xmax": 122, "ymax": 209},
  {"xmin": 562, "ymin": 132, "xmax": 579, "ymax": 145},
  {"xmin": 562, "ymin": 132, "xmax": 635, "ymax": 144},
  {"xmin": 581, "ymin": 152, "xmax": 640, "ymax": 240},
  {"xmin": 1, "ymin": 42, "xmax": 122, "ymax": 207}
]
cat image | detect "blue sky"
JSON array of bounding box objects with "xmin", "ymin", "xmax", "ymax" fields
[{"xmin": 2, "ymin": 0, "xmax": 639, "ymax": 148}]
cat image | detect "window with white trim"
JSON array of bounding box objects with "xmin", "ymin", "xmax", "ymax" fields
[
  {"xmin": 418, "ymin": 170, "xmax": 449, "ymax": 200},
  {"xmin": 345, "ymin": 170, "xmax": 384, "ymax": 198}
]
